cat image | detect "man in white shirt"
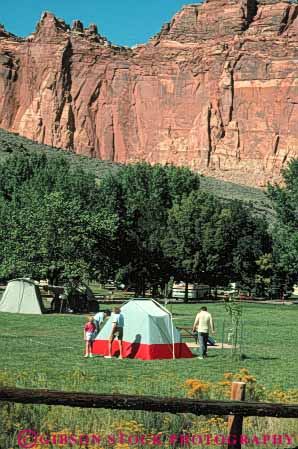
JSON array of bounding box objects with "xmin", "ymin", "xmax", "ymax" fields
[
  {"xmin": 105, "ymin": 307, "xmax": 125, "ymax": 359},
  {"xmin": 93, "ymin": 309, "xmax": 111, "ymax": 332},
  {"xmin": 192, "ymin": 306, "xmax": 215, "ymax": 359}
]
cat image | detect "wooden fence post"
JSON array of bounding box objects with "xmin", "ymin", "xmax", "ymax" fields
[{"xmin": 227, "ymin": 381, "xmax": 246, "ymax": 449}]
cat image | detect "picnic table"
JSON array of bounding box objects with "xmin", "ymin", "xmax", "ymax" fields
[
  {"xmin": 177, "ymin": 326, "xmax": 217, "ymax": 347},
  {"xmin": 177, "ymin": 326, "xmax": 197, "ymax": 341}
]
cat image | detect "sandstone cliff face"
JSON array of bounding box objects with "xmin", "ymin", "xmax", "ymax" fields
[{"xmin": 1, "ymin": 1, "xmax": 298, "ymax": 186}]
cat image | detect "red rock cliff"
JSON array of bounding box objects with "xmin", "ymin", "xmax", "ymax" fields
[{"xmin": 1, "ymin": 1, "xmax": 298, "ymax": 186}]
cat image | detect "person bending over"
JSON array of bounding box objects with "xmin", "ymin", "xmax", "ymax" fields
[{"xmin": 94, "ymin": 309, "xmax": 111, "ymax": 333}]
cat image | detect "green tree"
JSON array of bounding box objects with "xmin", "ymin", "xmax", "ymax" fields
[
  {"xmin": 0, "ymin": 153, "xmax": 117, "ymax": 283},
  {"xmin": 255, "ymin": 253, "xmax": 274, "ymax": 297},
  {"xmin": 162, "ymin": 190, "xmax": 225, "ymax": 300},
  {"xmin": 225, "ymin": 202, "xmax": 271, "ymax": 289},
  {"xmin": 98, "ymin": 163, "xmax": 201, "ymax": 295},
  {"xmin": 268, "ymin": 160, "xmax": 298, "ymax": 289},
  {"xmin": 162, "ymin": 192, "xmax": 270, "ymax": 299}
]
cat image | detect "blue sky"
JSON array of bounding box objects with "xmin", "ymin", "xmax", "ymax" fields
[{"xmin": 1, "ymin": 1, "xmax": 202, "ymax": 46}]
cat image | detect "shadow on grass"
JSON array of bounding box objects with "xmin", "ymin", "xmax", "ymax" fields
[
  {"xmin": 190, "ymin": 352, "xmax": 218, "ymax": 359},
  {"xmin": 241, "ymin": 355, "xmax": 279, "ymax": 361}
]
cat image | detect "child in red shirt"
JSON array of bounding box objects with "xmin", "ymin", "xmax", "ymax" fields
[{"xmin": 84, "ymin": 316, "xmax": 96, "ymax": 358}]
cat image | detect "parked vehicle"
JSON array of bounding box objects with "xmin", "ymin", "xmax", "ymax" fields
[
  {"xmin": 211, "ymin": 283, "xmax": 239, "ymax": 297},
  {"xmin": 172, "ymin": 282, "xmax": 210, "ymax": 301},
  {"xmin": 103, "ymin": 280, "xmax": 116, "ymax": 290}
]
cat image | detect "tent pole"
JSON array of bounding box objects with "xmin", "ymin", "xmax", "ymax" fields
[
  {"xmin": 171, "ymin": 315, "xmax": 175, "ymax": 360},
  {"xmin": 19, "ymin": 280, "xmax": 26, "ymax": 314}
]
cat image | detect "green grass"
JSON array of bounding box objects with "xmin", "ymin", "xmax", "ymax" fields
[
  {"xmin": 0, "ymin": 128, "xmax": 273, "ymax": 217},
  {"xmin": 0, "ymin": 302, "xmax": 297, "ymax": 394},
  {"xmin": 1, "ymin": 302, "xmax": 298, "ymax": 449}
]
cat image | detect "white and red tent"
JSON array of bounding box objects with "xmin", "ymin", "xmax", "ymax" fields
[{"xmin": 93, "ymin": 298, "xmax": 193, "ymax": 360}]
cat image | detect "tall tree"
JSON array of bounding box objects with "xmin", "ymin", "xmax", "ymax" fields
[
  {"xmin": 0, "ymin": 153, "xmax": 117, "ymax": 283},
  {"xmin": 268, "ymin": 159, "xmax": 298, "ymax": 288},
  {"xmin": 98, "ymin": 163, "xmax": 201, "ymax": 294},
  {"xmin": 162, "ymin": 192, "xmax": 270, "ymax": 297}
]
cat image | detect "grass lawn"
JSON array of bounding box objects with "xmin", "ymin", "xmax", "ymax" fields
[
  {"xmin": 1, "ymin": 302, "xmax": 298, "ymax": 449},
  {"xmin": 0, "ymin": 302, "xmax": 297, "ymax": 395}
]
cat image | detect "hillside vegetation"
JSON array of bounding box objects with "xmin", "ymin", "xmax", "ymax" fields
[
  {"xmin": 200, "ymin": 176, "xmax": 274, "ymax": 218},
  {"xmin": 0, "ymin": 128, "xmax": 120, "ymax": 177},
  {"xmin": 0, "ymin": 128, "xmax": 273, "ymax": 217}
]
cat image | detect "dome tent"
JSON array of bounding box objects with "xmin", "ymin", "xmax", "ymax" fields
[
  {"xmin": 0, "ymin": 278, "xmax": 45, "ymax": 314},
  {"xmin": 93, "ymin": 298, "xmax": 193, "ymax": 360}
]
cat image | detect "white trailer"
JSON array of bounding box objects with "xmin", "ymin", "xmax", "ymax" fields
[{"xmin": 172, "ymin": 282, "xmax": 209, "ymax": 301}]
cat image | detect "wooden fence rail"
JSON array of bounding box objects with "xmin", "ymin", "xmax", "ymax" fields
[{"xmin": 1, "ymin": 387, "xmax": 298, "ymax": 418}]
